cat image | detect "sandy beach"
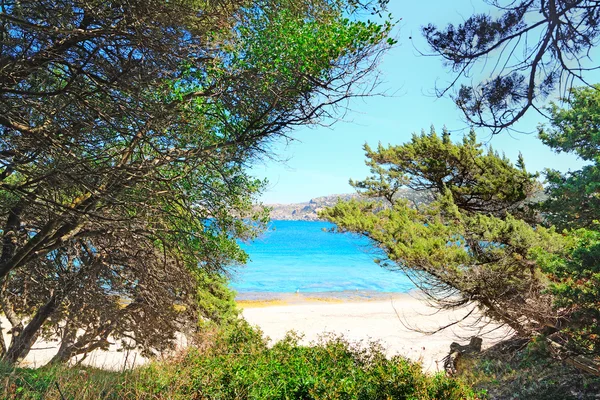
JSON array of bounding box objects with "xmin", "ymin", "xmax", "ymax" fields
[
  {"xmin": 240, "ymin": 292, "xmax": 512, "ymax": 373},
  {"xmin": 0, "ymin": 317, "xmax": 154, "ymax": 370},
  {"xmin": 3, "ymin": 291, "xmax": 512, "ymax": 372}
]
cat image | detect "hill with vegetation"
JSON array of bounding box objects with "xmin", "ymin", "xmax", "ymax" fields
[{"xmin": 267, "ymin": 189, "xmax": 432, "ymax": 221}]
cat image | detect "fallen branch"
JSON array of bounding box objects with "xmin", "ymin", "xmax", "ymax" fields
[{"xmin": 546, "ymin": 337, "xmax": 600, "ymax": 377}]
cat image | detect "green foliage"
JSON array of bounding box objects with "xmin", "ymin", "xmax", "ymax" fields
[
  {"xmin": 195, "ymin": 270, "xmax": 240, "ymax": 327},
  {"xmin": 540, "ymin": 85, "xmax": 600, "ymax": 230},
  {"xmin": 534, "ymin": 229, "xmax": 600, "ymax": 355},
  {"xmin": 231, "ymin": 4, "xmax": 392, "ymax": 91},
  {"xmin": 539, "ymin": 85, "xmax": 600, "ymax": 162},
  {"xmin": 0, "ymin": 361, "xmax": 123, "ymax": 400},
  {"xmin": 353, "ymin": 127, "xmax": 539, "ymax": 216},
  {"xmin": 322, "ymin": 128, "xmax": 564, "ymax": 335},
  {"xmin": 0, "ymin": 323, "xmax": 478, "ymax": 399}
]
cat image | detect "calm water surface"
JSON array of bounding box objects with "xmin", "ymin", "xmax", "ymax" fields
[{"xmin": 230, "ymin": 220, "xmax": 414, "ymax": 294}]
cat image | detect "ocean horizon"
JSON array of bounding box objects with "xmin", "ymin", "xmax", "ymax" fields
[{"xmin": 229, "ymin": 220, "xmax": 414, "ymax": 296}]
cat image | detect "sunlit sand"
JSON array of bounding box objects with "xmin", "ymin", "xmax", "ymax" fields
[
  {"xmin": 240, "ymin": 291, "xmax": 512, "ymax": 373},
  {"xmin": 3, "ymin": 290, "xmax": 511, "ymax": 372}
]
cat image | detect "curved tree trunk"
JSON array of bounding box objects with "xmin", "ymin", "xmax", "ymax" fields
[
  {"xmin": 1, "ymin": 251, "xmax": 104, "ymax": 365},
  {"xmin": 2, "ymin": 293, "xmax": 58, "ymax": 364},
  {"xmin": 48, "ymin": 323, "xmax": 77, "ymax": 365},
  {"xmin": 48, "ymin": 320, "xmax": 117, "ymax": 365},
  {"xmin": 0, "ymin": 320, "xmax": 7, "ymax": 358}
]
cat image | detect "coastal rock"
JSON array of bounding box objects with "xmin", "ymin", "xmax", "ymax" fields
[{"xmin": 266, "ymin": 189, "xmax": 430, "ymax": 221}]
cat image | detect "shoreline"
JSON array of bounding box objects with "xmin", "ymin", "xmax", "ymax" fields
[{"xmin": 235, "ymin": 290, "xmax": 414, "ymax": 306}]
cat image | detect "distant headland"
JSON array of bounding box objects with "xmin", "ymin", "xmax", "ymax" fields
[{"xmin": 266, "ymin": 189, "xmax": 431, "ymax": 221}]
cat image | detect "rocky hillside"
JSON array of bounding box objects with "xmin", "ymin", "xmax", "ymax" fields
[
  {"xmin": 267, "ymin": 189, "xmax": 430, "ymax": 220},
  {"xmin": 266, "ymin": 193, "xmax": 356, "ymax": 221}
]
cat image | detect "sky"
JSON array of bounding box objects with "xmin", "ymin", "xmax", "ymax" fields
[{"xmin": 248, "ymin": 0, "xmax": 593, "ymax": 204}]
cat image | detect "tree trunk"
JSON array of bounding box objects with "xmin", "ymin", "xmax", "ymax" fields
[
  {"xmin": 47, "ymin": 322, "xmax": 77, "ymax": 365},
  {"xmin": 1, "ymin": 285, "xmax": 24, "ymax": 359},
  {"xmin": 0, "ymin": 203, "xmax": 24, "ymax": 277},
  {"xmin": 2, "ymin": 293, "xmax": 58, "ymax": 364},
  {"xmin": 1, "ymin": 294, "xmax": 24, "ymax": 339},
  {"xmin": 0, "ymin": 320, "xmax": 7, "ymax": 357},
  {"xmin": 49, "ymin": 327, "xmax": 113, "ymax": 365}
]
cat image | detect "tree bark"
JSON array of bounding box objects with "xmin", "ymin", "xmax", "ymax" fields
[
  {"xmin": 2, "ymin": 293, "xmax": 58, "ymax": 364},
  {"xmin": 0, "ymin": 202, "xmax": 24, "ymax": 280},
  {"xmin": 0, "ymin": 320, "xmax": 7, "ymax": 357},
  {"xmin": 48, "ymin": 325, "xmax": 77, "ymax": 365},
  {"xmin": 48, "ymin": 317, "xmax": 120, "ymax": 365},
  {"xmin": 547, "ymin": 337, "xmax": 600, "ymax": 377}
]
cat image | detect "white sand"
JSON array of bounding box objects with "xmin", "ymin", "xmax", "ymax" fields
[
  {"xmin": 2, "ymin": 292, "xmax": 512, "ymax": 372},
  {"xmin": 241, "ymin": 293, "xmax": 513, "ymax": 373},
  {"xmin": 1, "ymin": 317, "xmax": 193, "ymax": 369},
  {"xmin": 0, "ymin": 317, "xmax": 152, "ymax": 369}
]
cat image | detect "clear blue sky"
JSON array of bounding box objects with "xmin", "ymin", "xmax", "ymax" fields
[{"xmin": 249, "ymin": 0, "xmax": 591, "ymax": 204}]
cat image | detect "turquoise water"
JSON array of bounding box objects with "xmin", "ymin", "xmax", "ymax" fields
[{"xmin": 230, "ymin": 220, "xmax": 414, "ymax": 294}]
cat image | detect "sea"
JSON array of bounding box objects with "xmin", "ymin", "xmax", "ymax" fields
[{"xmin": 229, "ymin": 220, "xmax": 414, "ymax": 298}]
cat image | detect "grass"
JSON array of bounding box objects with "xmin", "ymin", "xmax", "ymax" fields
[
  {"xmin": 1, "ymin": 321, "xmax": 480, "ymax": 400},
  {"xmin": 456, "ymin": 336, "xmax": 600, "ymax": 400},
  {"xmin": 0, "ymin": 361, "xmax": 124, "ymax": 399}
]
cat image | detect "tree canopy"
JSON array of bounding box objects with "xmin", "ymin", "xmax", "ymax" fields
[
  {"xmin": 0, "ymin": 0, "xmax": 394, "ymax": 363},
  {"xmin": 353, "ymin": 128, "xmax": 540, "ymax": 217},
  {"xmin": 424, "ymin": 0, "xmax": 600, "ymax": 132},
  {"xmin": 324, "ymin": 111, "xmax": 600, "ymax": 362},
  {"xmin": 540, "ymin": 85, "xmax": 600, "ymax": 230},
  {"xmin": 322, "ymin": 129, "xmax": 564, "ymax": 336}
]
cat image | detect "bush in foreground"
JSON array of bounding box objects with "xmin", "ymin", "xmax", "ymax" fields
[
  {"xmin": 1, "ymin": 322, "xmax": 479, "ymax": 399},
  {"xmin": 457, "ymin": 337, "xmax": 600, "ymax": 400}
]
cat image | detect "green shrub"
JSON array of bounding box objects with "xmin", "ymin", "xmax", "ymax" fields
[
  {"xmin": 535, "ymin": 229, "xmax": 600, "ymax": 356},
  {"xmin": 1, "ymin": 321, "xmax": 478, "ymax": 399}
]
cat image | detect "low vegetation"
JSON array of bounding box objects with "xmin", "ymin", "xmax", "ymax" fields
[
  {"xmin": 1, "ymin": 322, "xmax": 478, "ymax": 400},
  {"xmin": 457, "ymin": 337, "xmax": 600, "ymax": 400}
]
